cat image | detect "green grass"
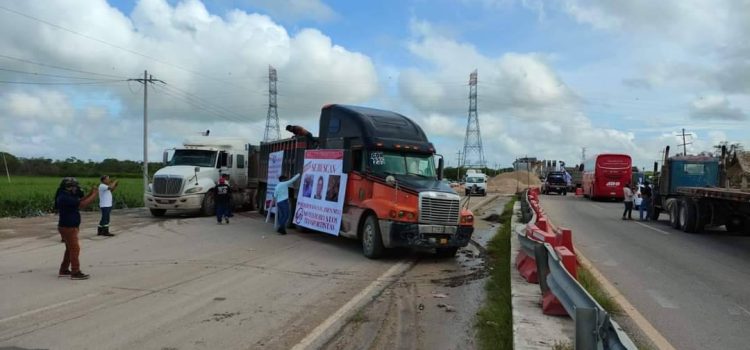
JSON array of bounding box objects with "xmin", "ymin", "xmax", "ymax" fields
[
  {"xmin": 0, "ymin": 176, "xmax": 144, "ymax": 217},
  {"xmin": 577, "ymin": 264, "xmax": 621, "ymax": 315},
  {"xmin": 476, "ymin": 197, "xmax": 516, "ymax": 350}
]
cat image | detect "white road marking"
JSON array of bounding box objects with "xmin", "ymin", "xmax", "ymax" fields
[
  {"xmin": 290, "ymin": 260, "xmax": 413, "ymax": 350},
  {"xmin": 590, "ymin": 203, "xmax": 607, "ymax": 210},
  {"xmin": 647, "ymin": 289, "xmax": 678, "ymax": 309},
  {"xmin": 634, "ymin": 221, "xmax": 671, "ymax": 235},
  {"xmin": 0, "ymin": 293, "xmax": 98, "ymax": 324},
  {"xmin": 734, "ymin": 304, "xmax": 750, "ymax": 317}
]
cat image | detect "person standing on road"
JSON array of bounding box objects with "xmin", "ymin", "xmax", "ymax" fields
[
  {"xmin": 622, "ymin": 183, "xmax": 634, "ymax": 220},
  {"xmin": 55, "ymin": 177, "xmax": 98, "ymax": 280},
  {"xmin": 640, "ymin": 181, "xmax": 652, "ymax": 221},
  {"xmin": 215, "ymin": 177, "xmax": 232, "ymax": 224},
  {"xmin": 97, "ymin": 175, "xmax": 118, "ymax": 237},
  {"xmin": 273, "ymin": 173, "xmax": 300, "ymax": 235}
]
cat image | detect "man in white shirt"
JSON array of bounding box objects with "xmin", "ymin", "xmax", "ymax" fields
[
  {"xmin": 622, "ymin": 183, "xmax": 634, "ymax": 220},
  {"xmin": 273, "ymin": 173, "xmax": 300, "ymax": 235},
  {"xmin": 98, "ymin": 175, "xmax": 118, "ymax": 237}
]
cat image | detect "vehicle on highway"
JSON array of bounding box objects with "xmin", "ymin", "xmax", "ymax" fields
[
  {"xmin": 256, "ymin": 104, "xmax": 475, "ymax": 258},
  {"xmin": 541, "ymin": 171, "xmax": 568, "ymax": 195},
  {"xmin": 580, "ymin": 153, "xmax": 633, "ymax": 200},
  {"xmin": 464, "ymin": 169, "xmax": 487, "ymax": 196},
  {"xmin": 651, "ymin": 145, "xmax": 750, "ymax": 233},
  {"xmin": 145, "ymin": 137, "xmax": 259, "ymax": 217}
]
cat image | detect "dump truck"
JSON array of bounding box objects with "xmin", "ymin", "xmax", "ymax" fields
[
  {"xmin": 651, "ymin": 145, "xmax": 750, "ymax": 233},
  {"xmin": 144, "ymin": 137, "xmax": 259, "ymax": 216},
  {"xmin": 256, "ymin": 104, "xmax": 476, "ymax": 258}
]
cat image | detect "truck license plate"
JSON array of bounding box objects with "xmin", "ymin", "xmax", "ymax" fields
[
  {"xmin": 439, "ymin": 238, "xmax": 448, "ymax": 245},
  {"xmin": 433, "ymin": 226, "xmax": 444, "ymax": 233}
]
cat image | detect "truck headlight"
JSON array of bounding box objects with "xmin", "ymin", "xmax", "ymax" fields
[
  {"xmin": 146, "ymin": 184, "xmax": 152, "ymax": 193},
  {"xmin": 185, "ymin": 186, "xmax": 203, "ymax": 194}
]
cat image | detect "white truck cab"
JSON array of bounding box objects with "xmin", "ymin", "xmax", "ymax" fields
[
  {"xmin": 464, "ymin": 169, "xmax": 488, "ymax": 196},
  {"xmin": 144, "ymin": 137, "xmax": 254, "ymax": 216}
]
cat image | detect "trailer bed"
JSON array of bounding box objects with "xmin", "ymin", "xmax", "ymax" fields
[{"xmin": 676, "ymin": 187, "xmax": 750, "ymax": 202}]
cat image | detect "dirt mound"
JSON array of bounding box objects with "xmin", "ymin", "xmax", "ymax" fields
[{"xmin": 487, "ymin": 171, "xmax": 541, "ymax": 194}]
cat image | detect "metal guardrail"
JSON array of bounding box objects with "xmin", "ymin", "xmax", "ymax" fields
[
  {"xmin": 516, "ymin": 225, "xmax": 637, "ymax": 350},
  {"xmin": 519, "ymin": 189, "xmax": 536, "ymax": 224}
]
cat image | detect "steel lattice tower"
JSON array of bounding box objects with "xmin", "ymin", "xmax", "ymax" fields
[
  {"xmin": 264, "ymin": 65, "xmax": 280, "ymax": 141},
  {"xmin": 462, "ymin": 70, "xmax": 486, "ymax": 168}
]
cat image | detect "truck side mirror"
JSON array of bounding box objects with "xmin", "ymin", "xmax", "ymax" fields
[
  {"xmin": 437, "ymin": 157, "xmax": 444, "ymax": 180},
  {"xmin": 386, "ymin": 175, "xmax": 397, "ymax": 186},
  {"xmin": 194, "ymin": 166, "xmax": 200, "ymax": 173},
  {"xmin": 579, "ymin": 164, "xmax": 584, "ymax": 171},
  {"xmin": 163, "ymin": 151, "xmax": 169, "ymax": 165}
]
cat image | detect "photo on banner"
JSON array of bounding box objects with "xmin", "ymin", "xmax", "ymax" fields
[
  {"xmin": 293, "ymin": 150, "xmax": 347, "ymax": 236},
  {"xmin": 265, "ymin": 150, "xmax": 284, "ymax": 214}
]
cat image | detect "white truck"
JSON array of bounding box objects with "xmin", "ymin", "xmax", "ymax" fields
[
  {"xmin": 464, "ymin": 169, "xmax": 488, "ymax": 196},
  {"xmin": 144, "ymin": 137, "xmax": 259, "ymax": 217}
]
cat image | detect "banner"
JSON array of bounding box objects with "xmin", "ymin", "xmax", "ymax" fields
[
  {"xmin": 293, "ymin": 150, "xmax": 347, "ymax": 236},
  {"xmin": 265, "ymin": 150, "xmax": 284, "ymax": 214}
]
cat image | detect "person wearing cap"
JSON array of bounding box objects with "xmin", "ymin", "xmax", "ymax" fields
[
  {"xmin": 97, "ymin": 175, "xmax": 118, "ymax": 236},
  {"xmin": 215, "ymin": 177, "xmax": 232, "ymax": 224},
  {"xmin": 55, "ymin": 177, "xmax": 98, "ymax": 280},
  {"xmin": 285, "ymin": 125, "xmax": 313, "ymax": 138}
]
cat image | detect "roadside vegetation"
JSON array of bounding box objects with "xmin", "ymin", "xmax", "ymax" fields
[
  {"xmin": 0, "ymin": 176, "xmax": 144, "ymax": 217},
  {"xmin": 577, "ymin": 264, "xmax": 621, "ymax": 314},
  {"xmin": 476, "ymin": 197, "xmax": 516, "ymax": 350}
]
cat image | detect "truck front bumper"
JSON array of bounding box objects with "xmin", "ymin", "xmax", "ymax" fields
[
  {"xmin": 144, "ymin": 193, "xmax": 204, "ymax": 210},
  {"xmin": 379, "ymin": 221, "xmax": 474, "ymax": 248}
]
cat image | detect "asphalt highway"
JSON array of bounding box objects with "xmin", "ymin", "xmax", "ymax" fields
[{"xmin": 540, "ymin": 194, "xmax": 750, "ymax": 350}]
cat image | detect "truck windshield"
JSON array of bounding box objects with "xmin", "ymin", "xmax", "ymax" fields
[
  {"xmin": 369, "ymin": 151, "xmax": 436, "ymax": 177},
  {"xmin": 169, "ymin": 150, "xmax": 217, "ymax": 167}
]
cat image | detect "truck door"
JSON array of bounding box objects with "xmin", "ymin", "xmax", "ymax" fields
[{"xmin": 235, "ymin": 154, "xmax": 247, "ymax": 187}]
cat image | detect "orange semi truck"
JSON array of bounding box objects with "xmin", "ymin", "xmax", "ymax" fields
[{"xmin": 255, "ymin": 105, "xmax": 475, "ymax": 258}]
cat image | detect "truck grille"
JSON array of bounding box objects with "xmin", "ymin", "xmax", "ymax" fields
[
  {"xmin": 153, "ymin": 176, "xmax": 184, "ymax": 196},
  {"xmin": 420, "ymin": 197, "xmax": 460, "ymax": 225}
]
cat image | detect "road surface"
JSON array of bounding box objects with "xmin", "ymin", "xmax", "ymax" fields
[
  {"xmin": 0, "ymin": 198, "xmax": 498, "ymax": 350},
  {"xmin": 540, "ymin": 194, "xmax": 750, "ymax": 350}
]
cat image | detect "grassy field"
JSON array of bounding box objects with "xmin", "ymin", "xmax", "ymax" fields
[{"xmin": 0, "ymin": 176, "xmax": 144, "ymax": 218}]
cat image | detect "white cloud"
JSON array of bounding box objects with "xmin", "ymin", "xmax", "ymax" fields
[
  {"xmin": 241, "ymin": 0, "xmax": 337, "ymax": 23},
  {"xmin": 690, "ymin": 95, "xmax": 747, "ymax": 121}
]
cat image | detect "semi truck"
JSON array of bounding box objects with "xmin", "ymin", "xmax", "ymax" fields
[
  {"xmin": 256, "ymin": 104, "xmax": 475, "ymax": 258},
  {"xmin": 144, "ymin": 137, "xmax": 259, "ymax": 217},
  {"xmin": 651, "ymin": 145, "xmax": 750, "ymax": 233}
]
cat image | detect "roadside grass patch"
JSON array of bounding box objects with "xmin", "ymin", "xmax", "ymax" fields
[
  {"xmin": 476, "ymin": 197, "xmax": 516, "ymax": 350},
  {"xmin": 0, "ymin": 176, "xmax": 144, "ymax": 217},
  {"xmin": 577, "ymin": 264, "xmax": 621, "ymax": 315}
]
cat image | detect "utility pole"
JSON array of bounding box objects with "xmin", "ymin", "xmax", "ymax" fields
[
  {"xmin": 2, "ymin": 151, "xmax": 10, "ymax": 183},
  {"xmin": 456, "ymin": 150, "xmax": 463, "ymax": 181},
  {"xmin": 129, "ymin": 70, "xmax": 165, "ymax": 192},
  {"xmin": 678, "ymin": 128, "xmax": 693, "ymax": 156},
  {"xmin": 264, "ymin": 65, "xmax": 280, "ymax": 141},
  {"xmin": 581, "ymin": 147, "xmax": 586, "ymax": 163}
]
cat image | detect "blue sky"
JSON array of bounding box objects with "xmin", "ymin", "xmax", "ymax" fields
[{"xmin": 1, "ymin": 0, "xmax": 748, "ymax": 169}]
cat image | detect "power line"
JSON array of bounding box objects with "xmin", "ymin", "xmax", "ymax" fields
[
  {"xmin": 0, "ymin": 66, "xmax": 120, "ymax": 80},
  {"xmin": 0, "ymin": 79, "xmax": 126, "ymax": 85},
  {"xmin": 0, "ymin": 54, "xmax": 127, "ymax": 79}
]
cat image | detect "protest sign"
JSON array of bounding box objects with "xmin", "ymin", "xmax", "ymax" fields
[
  {"xmin": 265, "ymin": 150, "xmax": 284, "ymax": 214},
  {"xmin": 293, "ymin": 150, "xmax": 347, "ymax": 236}
]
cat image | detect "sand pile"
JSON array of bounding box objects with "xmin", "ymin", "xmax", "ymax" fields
[{"xmin": 488, "ymin": 171, "xmax": 542, "ymax": 194}]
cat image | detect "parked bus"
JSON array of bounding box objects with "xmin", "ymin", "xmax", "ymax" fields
[{"xmin": 581, "ymin": 154, "xmax": 633, "ymax": 200}]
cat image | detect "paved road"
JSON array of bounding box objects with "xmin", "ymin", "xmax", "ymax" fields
[{"xmin": 540, "ymin": 194, "xmax": 750, "ymax": 350}]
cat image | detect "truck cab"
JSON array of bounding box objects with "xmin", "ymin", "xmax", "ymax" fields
[{"xmin": 145, "ymin": 137, "xmax": 254, "ymax": 216}]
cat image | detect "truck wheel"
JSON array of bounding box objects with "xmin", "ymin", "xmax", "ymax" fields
[
  {"xmin": 726, "ymin": 216, "xmax": 746, "ymax": 233},
  {"xmin": 200, "ymin": 191, "xmax": 215, "ymax": 217},
  {"xmin": 669, "ymin": 202, "xmax": 681, "ymax": 229},
  {"xmin": 435, "ymin": 247, "xmax": 459, "ymax": 258},
  {"xmin": 679, "ymin": 199, "xmax": 699, "ymax": 233},
  {"xmin": 649, "ymin": 204, "xmax": 661, "ymax": 221},
  {"xmin": 149, "ymin": 209, "xmax": 166, "ymax": 217},
  {"xmin": 361, "ymin": 215, "xmax": 385, "ymax": 259}
]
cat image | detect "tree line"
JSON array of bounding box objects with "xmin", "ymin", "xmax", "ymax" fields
[{"xmin": 1, "ymin": 152, "xmax": 163, "ymax": 178}]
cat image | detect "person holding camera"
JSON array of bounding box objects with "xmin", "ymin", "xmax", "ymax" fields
[{"xmin": 55, "ymin": 177, "xmax": 98, "ymax": 280}]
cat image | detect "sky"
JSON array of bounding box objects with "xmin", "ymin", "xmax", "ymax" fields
[{"xmin": 0, "ymin": 0, "xmax": 748, "ymax": 170}]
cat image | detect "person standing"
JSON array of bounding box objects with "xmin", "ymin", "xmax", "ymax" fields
[
  {"xmin": 273, "ymin": 173, "xmax": 300, "ymax": 235},
  {"xmin": 215, "ymin": 177, "xmax": 232, "ymax": 224},
  {"xmin": 97, "ymin": 175, "xmax": 118, "ymax": 237},
  {"xmin": 622, "ymin": 183, "xmax": 634, "ymax": 220},
  {"xmin": 640, "ymin": 181, "xmax": 652, "ymax": 221},
  {"xmin": 56, "ymin": 177, "xmax": 98, "ymax": 280}
]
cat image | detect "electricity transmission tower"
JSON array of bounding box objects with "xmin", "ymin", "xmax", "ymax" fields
[
  {"xmin": 461, "ymin": 70, "xmax": 486, "ymax": 169},
  {"xmin": 264, "ymin": 65, "xmax": 280, "ymax": 141}
]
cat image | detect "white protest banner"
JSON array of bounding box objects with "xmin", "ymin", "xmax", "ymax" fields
[
  {"xmin": 265, "ymin": 150, "xmax": 284, "ymax": 214},
  {"xmin": 293, "ymin": 150, "xmax": 347, "ymax": 236}
]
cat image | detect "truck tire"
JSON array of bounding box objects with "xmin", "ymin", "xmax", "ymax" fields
[
  {"xmin": 726, "ymin": 216, "xmax": 746, "ymax": 233},
  {"xmin": 361, "ymin": 214, "xmax": 385, "ymax": 259},
  {"xmin": 435, "ymin": 247, "xmax": 459, "ymax": 258},
  {"xmin": 149, "ymin": 209, "xmax": 166, "ymax": 217},
  {"xmin": 649, "ymin": 202, "xmax": 661, "ymax": 221},
  {"xmin": 669, "ymin": 202, "xmax": 681, "ymax": 229},
  {"xmin": 200, "ymin": 191, "xmax": 215, "ymax": 217},
  {"xmin": 679, "ymin": 198, "xmax": 700, "ymax": 233}
]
